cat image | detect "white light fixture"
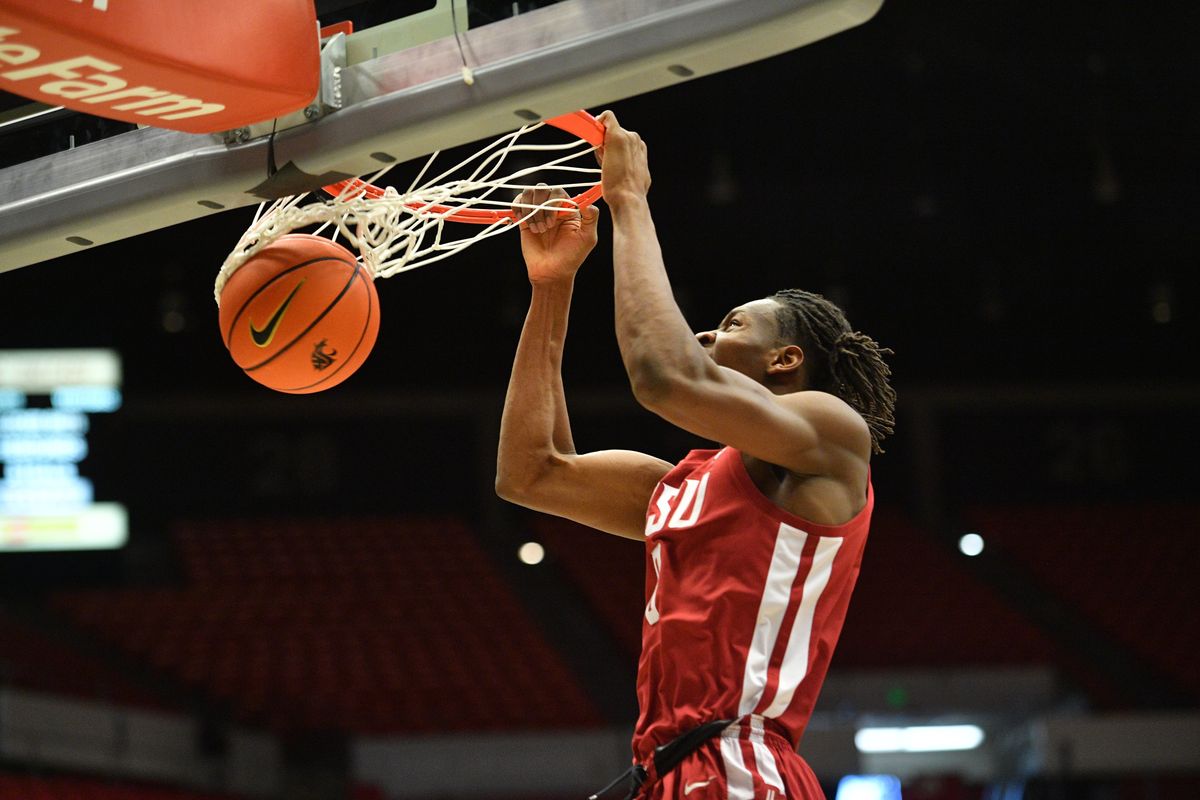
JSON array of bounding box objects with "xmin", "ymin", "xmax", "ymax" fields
[
  {"xmin": 855, "ymin": 724, "xmax": 985, "ymax": 753},
  {"xmin": 958, "ymin": 532, "xmax": 984, "ymax": 557},
  {"xmin": 517, "ymin": 541, "xmax": 545, "ymax": 565},
  {"xmin": 834, "ymin": 774, "xmax": 902, "ymax": 800}
]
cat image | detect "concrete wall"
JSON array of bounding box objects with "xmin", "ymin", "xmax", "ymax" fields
[
  {"xmin": 1031, "ymin": 712, "xmax": 1200, "ymax": 777},
  {"xmin": 0, "ymin": 687, "xmax": 280, "ymax": 796}
]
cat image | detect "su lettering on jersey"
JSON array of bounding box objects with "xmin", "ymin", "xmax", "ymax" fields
[{"xmin": 645, "ymin": 472, "xmax": 710, "ymax": 535}]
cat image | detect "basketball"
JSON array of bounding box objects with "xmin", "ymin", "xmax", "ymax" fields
[{"xmin": 218, "ymin": 234, "xmax": 380, "ymax": 394}]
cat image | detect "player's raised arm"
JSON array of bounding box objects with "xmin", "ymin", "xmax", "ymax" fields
[
  {"xmin": 597, "ymin": 111, "xmax": 893, "ymax": 477},
  {"xmin": 495, "ymin": 186, "xmax": 672, "ymax": 540}
]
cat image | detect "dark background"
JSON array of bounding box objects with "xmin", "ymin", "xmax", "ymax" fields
[
  {"xmin": 0, "ymin": 5, "xmax": 1197, "ymax": 799},
  {"xmin": 3, "ymin": 0, "xmax": 1196, "ymax": 390},
  {"xmin": 0, "ymin": 0, "xmax": 1196, "ymax": 658}
]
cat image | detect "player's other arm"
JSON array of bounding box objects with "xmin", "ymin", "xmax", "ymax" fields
[
  {"xmin": 598, "ymin": 112, "xmax": 869, "ymax": 475},
  {"xmin": 495, "ymin": 187, "xmax": 671, "ymax": 540}
]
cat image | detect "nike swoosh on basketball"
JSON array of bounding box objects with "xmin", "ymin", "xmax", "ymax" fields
[
  {"xmin": 249, "ymin": 279, "xmax": 305, "ymax": 347},
  {"xmin": 684, "ymin": 778, "xmax": 716, "ymax": 795}
]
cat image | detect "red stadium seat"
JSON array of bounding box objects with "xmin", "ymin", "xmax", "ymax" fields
[
  {"xmin": 53, "ymin": 516, "xmax": 603, "ymax": 734},
  {"xmin": 0, "ymin": 606, "xmax": 164, "ymax": 709},
  {"xmin": 960, "ymin": 503, "xmax": 1200, "ymax": 699}
]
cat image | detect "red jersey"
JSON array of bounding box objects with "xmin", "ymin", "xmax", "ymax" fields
[{"xmin": 633, "ymin": 447, "xmax": 873, "ymax": 762}]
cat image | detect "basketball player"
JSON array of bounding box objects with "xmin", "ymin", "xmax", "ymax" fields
[{"xmin": 496, "ymin": 110, "xmax": 896, "ymax": 800}]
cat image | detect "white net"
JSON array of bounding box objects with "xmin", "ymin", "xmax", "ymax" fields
[{"xmin": 214, "ymin": 119, "xmax": 602, "ymax": 305}]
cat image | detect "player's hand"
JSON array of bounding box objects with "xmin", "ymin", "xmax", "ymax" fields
[
  {"xmin": 513, "ymin": 184, "xmax": 600, "ymax": 285},
  {"xmin": 596, "ymin": 110, "xmax": 650, "ymax": 206}
]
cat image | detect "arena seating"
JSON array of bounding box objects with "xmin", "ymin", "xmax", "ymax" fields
[
  {"xmin": 0, "ymin": 771, "xmax": 245, "ymax": 800},
  {"xmin": 834, "ymin": 508, "xmax": 1065, "ymax": 671},
  {"xmin": 0, "ymin": 605, "xmax": 163, "ymax": 708},
  {"xmin": 958, "ymin": 503, "xmax": 1200, "ymax": 700},
  {"xmin": 532, "ymin": 516, "xmax": 645, "ymax": 661},
  {"xmin": 41, "ymin": 502, "xmax": 1192, "ymax": 736},
  {"xmin": 535, "ymin": 508, "xmax": 1065, "ymax": 672},
  {"xmin": 54, "ymin": 516, "xmax": 602, "ymax": 734}
]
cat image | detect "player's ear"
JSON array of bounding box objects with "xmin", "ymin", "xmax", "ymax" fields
[{"xmin": 766, "ymin": 344, "xmax": 804, "ymax": 376}]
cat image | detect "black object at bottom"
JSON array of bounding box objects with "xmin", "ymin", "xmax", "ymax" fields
[
  {"xmin": 587, "ymin": 763, "xmax": 647, "ymax": 800},
  {"xmin": 588, "ymin": 719, "xmax": 735, "ymax": 800}
]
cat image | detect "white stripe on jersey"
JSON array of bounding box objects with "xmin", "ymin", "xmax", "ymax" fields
[
  {"xmin": 761, "ymin": 535, "xmax": 842, "ymax": 718},
  {"xmin": 749, "ymin": 716, "xmax": 786, "ymax": 794},
  {"xmin": 738, "ymin": 522, "xmax": 809, "ymax": 716},
  {"xmin": 719, "ymin": 727, "xmax": 755, "ymax": 800}
]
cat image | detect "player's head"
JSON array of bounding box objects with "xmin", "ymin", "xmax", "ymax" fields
[
  {"xmin": 769, "ymin": 289, "xmax": 896, "ymax": 453},
  {"xmin": 695, "ymin": 290, "xmax": 896, "ymax": 453}
]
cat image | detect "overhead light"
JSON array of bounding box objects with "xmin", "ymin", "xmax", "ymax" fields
[
  {"xmin": 835, "ymin": 774, "xmax": 902, "ymax": 800},
  {"xmin": 855, "ymin": 724, "xmax": 985, "ymax": 753},
  {"xmin": 958, "ymin": 532, "xmax": 984, "ymax": 556},
  {"xmin": 517, "ymin": 541, "xmax": 545, "ymax": 565}
]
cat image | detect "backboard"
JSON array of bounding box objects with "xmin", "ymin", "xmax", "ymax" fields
[{"xmin": 0, "ymin": 0, "xmax": 883, "ymax": 273}]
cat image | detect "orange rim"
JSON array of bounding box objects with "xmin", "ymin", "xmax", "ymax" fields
[{"xmin": 321, "ymin": 110, "xmax": 604, "ymax": 224}]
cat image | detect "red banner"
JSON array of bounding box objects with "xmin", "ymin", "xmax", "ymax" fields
[{"xmin": 0, "ymin": 0, "xmax": 319, "ymax": 133}]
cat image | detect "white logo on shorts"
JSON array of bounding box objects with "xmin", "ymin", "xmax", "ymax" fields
[{"xmin": 683, "ymin": 778, "xmax": 716, "ymax": 795}]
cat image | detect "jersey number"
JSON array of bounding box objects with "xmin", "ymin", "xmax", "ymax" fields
[
  {"xmin": 644, "ymin": 473, "xmax": 709, "ymax": 625},
  {"xmin": 645, "ymin": 543, "xmax": 662, "ymax": 625}
]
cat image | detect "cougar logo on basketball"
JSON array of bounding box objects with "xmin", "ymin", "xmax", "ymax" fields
[
  {"xmin": 311, "ymin": 339, "xmax": 338, "ymax": 370},
  {"xmin": 0, "ymin": 27, "xmax": 224, "ymax": 121},
  {"xmin": 248, "ymin": 280, "xmax": 304, "ymax": 348}
]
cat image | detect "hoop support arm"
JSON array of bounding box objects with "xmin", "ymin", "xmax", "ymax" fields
[{"xmin": 0, "ymin": 0, "xmax": 883, "ymax": 272}]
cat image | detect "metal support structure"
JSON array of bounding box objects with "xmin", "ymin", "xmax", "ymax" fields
[
  {"xmin": 0, "ymin": 0, "xmax": 881, "ymax": 272},
  {"xmin": 0, "ymin": 102, "xmax": 72, "ymax": 134}
]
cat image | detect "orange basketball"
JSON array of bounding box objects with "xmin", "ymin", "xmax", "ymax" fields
[{"xmin": 219, "ymin": 234, "xmax": 380, "ymax": 394}]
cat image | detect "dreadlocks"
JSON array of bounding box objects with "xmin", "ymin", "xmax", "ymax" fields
[{"xmin": 770, "ymin": 289, "xmax": 896, "ymax": 454}]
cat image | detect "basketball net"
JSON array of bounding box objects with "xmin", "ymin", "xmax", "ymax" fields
[{"xmin": 214, "ymin": 116, "xmax": 602, "ymax": 305}]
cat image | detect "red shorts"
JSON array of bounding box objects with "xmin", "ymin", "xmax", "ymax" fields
[{"xmin": 643, "ymin": 717, "xmax": 824, "ymax": 800}]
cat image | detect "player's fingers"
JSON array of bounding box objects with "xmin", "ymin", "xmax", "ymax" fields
[
  {"xmin": 546, "ymin": 186, "xmax": 570, "ymax": 209},
  {"xmin": 532, "ymin": 186, "xmax": 572, "ymax": 228},
  {"xmin": 597, "ymin": 110, "xmax": 631, "ymax": 145},
  {"xmin": 528, "ymin": 183, "xmax": 553, "ymax": 233},
  {"xmin": 512, "ymin": 189, "xmax": 534, "ymax": 228},
  {"xmin": 546, "ymin": 187, "xmax": 581, "ymax": 230},
  {"xmin": 515, "ymin": 190, "xmax": 547, "ymax": 231}
]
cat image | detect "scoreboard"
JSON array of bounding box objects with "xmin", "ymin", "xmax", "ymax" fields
[{"xmin": 0, "ymin": 349, "xmax": 127, "ymax": 551}]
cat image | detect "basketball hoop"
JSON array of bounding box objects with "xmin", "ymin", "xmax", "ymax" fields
[{"xmin": 215, "ymin": 110, "xmax": 604, "ymax": 304}]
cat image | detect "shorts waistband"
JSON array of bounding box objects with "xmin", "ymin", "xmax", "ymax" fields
[
  {"xmin": 722, "ymin": 714, "xmax": 794, "ymax": 749},
  {"xmin": 633, "ymin": 715, "xmax": 794, "ymax": 764}
]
